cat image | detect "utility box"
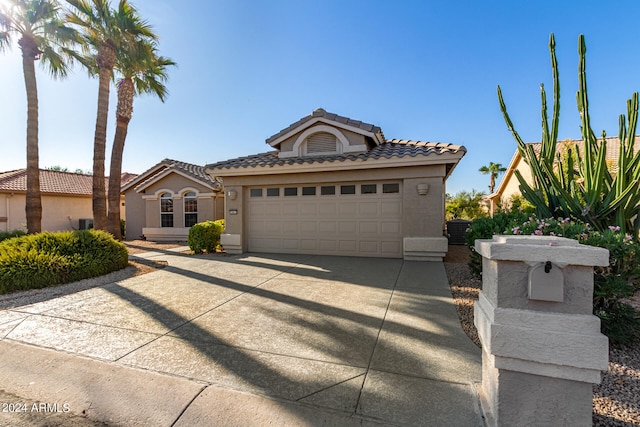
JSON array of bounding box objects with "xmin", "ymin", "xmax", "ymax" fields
[
  {"xmin": 474, "ymin": 235, "xmax": 610, "ymax": 427},
  {"xmin": 446, "ymin": 219, "xmax": 471, "ymax": 245}
]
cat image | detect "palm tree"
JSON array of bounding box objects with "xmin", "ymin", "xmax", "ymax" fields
[
  {"xmin": 66, "ymin": 0, "xmax": 155, "ymax": 231},
  {"xmin": 0, "ymin": 0, "xmax": 76, "ymax": 233},
  {"xmin": 107, "ymin": 40, "xmax": 175, "ymax": 239},
  {"xmin": 479, "ymin": 162, "xmax": 507, "ymax": 193}
]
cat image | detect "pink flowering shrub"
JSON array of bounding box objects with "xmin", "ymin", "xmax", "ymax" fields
[{"xmin": 466, "ymin": 212, "xmax": 640, "ymax": 345}]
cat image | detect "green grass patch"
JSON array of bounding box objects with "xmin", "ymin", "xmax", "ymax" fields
[{"xmin": 0, "ymin": 230, "xmax": 129, "ymax": 294}]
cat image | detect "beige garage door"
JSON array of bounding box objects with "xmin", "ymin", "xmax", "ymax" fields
[{"xmin": 247, "ymin": 182, "xmax": 402, "ymax": 258}]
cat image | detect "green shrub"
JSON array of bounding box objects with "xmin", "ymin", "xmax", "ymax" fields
[
  {"xmin": 466, "ymin": 213, "xmax": 640, "ymax": 345},
  {"xmin": 0, "ymin": 230, "xmax": 129, "ymax": 294},
  {"xmin": 188, "ymin": 219, "xmax": 225, "ymax": 254},
  {"xmin": 0, "ymin": 230, "xmax": 26, "ymax": 243}
]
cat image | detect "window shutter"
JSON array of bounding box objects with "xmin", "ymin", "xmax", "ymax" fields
[{"xmin": 306, "ymin": 132, "xmax": 337, "ymax": 154}]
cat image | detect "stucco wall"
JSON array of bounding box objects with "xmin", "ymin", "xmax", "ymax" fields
[
  {"xmin": 0, "ymin": 193, "xmax": 93, "ymax": 232},
  {"xmin": 124, "ymin": 189, "xmax": 146, "ymax": 240}
]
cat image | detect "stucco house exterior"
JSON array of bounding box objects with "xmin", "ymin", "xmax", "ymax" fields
[
  {"xmin": 122, "ymin": 159, "xmax": 224, "ymax": 241},
  {"xmin": 0, "ymin": 169, "xmax": 106, "ymax": 232},
  {"xmin": 487, "ymin": 136, "xmax": 640, "ymax": 215},
  {"xmin": 206, "ymin": 108, "xmax": 466, "ymax": 260}
]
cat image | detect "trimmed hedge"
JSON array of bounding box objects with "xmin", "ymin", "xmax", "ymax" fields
[
  {"xmin": 0, "ymin": 230, "xmax": 129, "ymax": 294},
  {"xmin": 188, "ymin": 219, "xmax": 225, "ymax": 254},
  {"xmin": 0, "ymin": 230, "xmax": 26, "ymax": 243}
]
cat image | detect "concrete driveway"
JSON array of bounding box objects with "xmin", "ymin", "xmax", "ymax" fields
[{"xmin": 0, "ymin": 250, "xmax": 482, "ymax": 426}]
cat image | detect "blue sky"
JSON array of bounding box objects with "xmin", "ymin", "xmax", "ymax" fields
[{"xmin": 2, "ymin": 0, "xmax": 640, "ymax": 195}]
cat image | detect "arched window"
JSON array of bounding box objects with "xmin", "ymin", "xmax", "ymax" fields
[
  {"xmin": 184, "ymin": 191, "xmax": 198, "ymax": 227},
  {"xmin": 160, "ymin": 193, "xmax": 174, "ymax": 227}
]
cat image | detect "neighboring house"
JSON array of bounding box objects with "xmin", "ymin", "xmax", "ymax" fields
[
  {"xmin": 487, "ymin": 136, "xmax": 640, "ymax": 215},
  {"xmin": 0, "ymin": 169, "xmax": 126, "ymax": 233},
  {"xmin": 122, "ymin": 159, "xmax": 224, "ymax": 241},
  {"xmin": 206, "ymin": 108, "xmax": 466, "ymax": 260}
]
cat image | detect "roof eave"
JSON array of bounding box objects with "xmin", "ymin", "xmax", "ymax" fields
[{"xmin": 207, "ymin": 151, "xmax": 466, "ymax": 178}]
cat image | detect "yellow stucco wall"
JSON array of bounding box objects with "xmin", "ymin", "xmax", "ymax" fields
[{"xmin": 0, "ymin": 193, "xmax": 93, "ymax": 232}]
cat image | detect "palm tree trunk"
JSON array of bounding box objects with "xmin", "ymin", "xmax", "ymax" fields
[
  {"xmin": 107, "ymin": 78, "xmax": 134, "ymax": 239},
  {"xmin": 20, "ymin": 39, "xmax": 42, "ymax": 234},
  {"xmin": 92, "ymin": 43, "xmax": 115, "ymax": 231},
  {"xmin": 107, "ymin": 118, "xmax": 128, "ymax": 239}
]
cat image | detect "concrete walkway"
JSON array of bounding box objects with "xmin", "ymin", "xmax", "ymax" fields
[{"xmin": 0, "ymin": 250, "xmax": 483, "ymax": 426}]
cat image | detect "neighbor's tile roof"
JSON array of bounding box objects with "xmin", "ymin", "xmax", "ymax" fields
[
  {"xmin": 0, "ymin": 169, "xmax": 95, "ymax": 195},
  {"xmin": 123, "ymin": 158, "xmax": 219, "ymax": 192},
  {"xmin": 266, "ymin": 108, "xmax": 385, "ymax": 145},
  {"xmin": 525, "ymin": 136, "xmax": 640, "ymax": 171},
  {"xmin": 207, "ymin": 139, "xmax": 466, "ymax": 170}
]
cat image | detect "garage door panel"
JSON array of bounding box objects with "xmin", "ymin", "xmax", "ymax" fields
[
  {"xmin": 318, "ymin": 221, "xmax": 337, "ymax": 234},
  {"xmin": 300, "ymin": 221, "xmax": 317, "ymax": 233},
  {"xmin": 282, "ymin": 203, "xmax": 299, "ymax": 215},
  {"xmin": 319, "ymin": 240, "xmax": 337, "ymax": 251},
  {"xmin": 282, "ymin": 239, "xmax": 299, "ymax": 250},
  {"xmin": 359, "ymin": 222, "xmax": 378, "ymax": 234},
  {"xmin": 249, "ymin": 238, "xmax": 280, "ymax": 251},
  {"xmin": 300, "ymin": 239, "xmax": 318, "ymax": 250},
  {"xmin": 282, "ymin": 222, "xmax": 298, "ymax": 234},
  {"xmin": 339, "ymin": 240, "xmax": 357, "ymax": 252},
  {"xmin": 381, "ymin": 201, "xmax": 401, "ymax": 216},
  {"xmin": 358, "ymin": 202, "xmax": 379, "ymax": 216},
  {"xmin": 318, "ymin": 203, "xmax": 337, "ymax": 215},
  {"xmin": 381, "ymin": 221, "xmax": 401, "ymax": 234},
  {"xmin": 264, "ymin": 221, "xmax": 282, "ymax": 234},
  {"xmin": 300, "ymin": 204, "xmax": 317, "ymax": 215},
  {"xmin": 339, "ymin": 221, "xmax": 357, "ymax": 233},
  {"xmin": 339, "ymin": 203, "xmax": 357, "ymax": 216},
  {"xmin": 359, "ymin": 241, "xmax": 379, "ymax": 253}
]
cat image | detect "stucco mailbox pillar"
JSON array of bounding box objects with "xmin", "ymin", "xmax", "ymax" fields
[{"xmin": 473, "ymin": 235, "xmax": 610, "ymax": 426}]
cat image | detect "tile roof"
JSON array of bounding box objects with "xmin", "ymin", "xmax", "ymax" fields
[
  {"xmin": 0, "ymin": 169, "xmax": 95, "ymax": 195},
  {"xmin": 122, "ymin": 158, "xmax": 220, "ymax": 192},
  {"xmin": 266, "ymin": 108, "xmax": 385, "ymax": 145},
  {"xmin": 207, "ymin": 139, "xmax": 466, "ymax": 170}
]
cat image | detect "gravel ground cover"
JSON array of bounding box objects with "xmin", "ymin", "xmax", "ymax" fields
[{"xmin": 444, "ymin": 245, "xmax": 640, "ymax": 426}]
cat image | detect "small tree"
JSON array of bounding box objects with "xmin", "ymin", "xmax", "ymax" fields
[
  {"xmin": 478, "ymin": 162, "xmax": 507, "ymax": 193},
  {"xmin": 446, "ymin": 190, "xmax": 488, "ymax": 220}
]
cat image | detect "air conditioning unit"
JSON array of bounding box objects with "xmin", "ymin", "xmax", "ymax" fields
[{"xmin": 79, "ymin": 218, "xmax": 94, "ymax": 230}]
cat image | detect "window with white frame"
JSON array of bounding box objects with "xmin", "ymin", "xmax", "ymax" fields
[
  {"xmin": 160, "ymin": 193, "xmax": 174, "ymax": 227},
  {"xmin": 184, "ymin": 192, "xmax": 198, "ymax": 227}
]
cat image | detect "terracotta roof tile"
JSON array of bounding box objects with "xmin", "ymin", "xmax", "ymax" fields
[
  {"xmin": 122, "ymin": 158, "xmax": 219, "ymax": 192},
  {"xmin": 207, "ymin": 139, "xmax": 466, "ymax": 170},
  {"xmin": 0, "ymin": 169, "xmax": 94, "ymax": 195}
]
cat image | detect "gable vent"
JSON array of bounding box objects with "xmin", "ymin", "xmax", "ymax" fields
[{"xmin": 306, "ymin": 132, "xmax": 338, "ymax": 154}]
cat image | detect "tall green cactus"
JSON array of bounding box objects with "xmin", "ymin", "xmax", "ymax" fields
[{"xmin": 498, "ymin": 33, "xmax": 640, "ymax": 239}]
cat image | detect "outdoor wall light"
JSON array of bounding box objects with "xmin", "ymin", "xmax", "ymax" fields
[
  {"xmin": 228, "ymin": 190, "xmax": 238, "ymax": 200},
  {"xmin": 416, "ymin": 183, "xmax": 430, "ymax": 195}
]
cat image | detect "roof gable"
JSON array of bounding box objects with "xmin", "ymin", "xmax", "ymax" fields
[
  {"xmin": 121, "ymin": 159, "xmax": 221, "ymax": 194},
  {"xmin": 266, "ymin": 108, "xmax": 386, "ymax": 159}
]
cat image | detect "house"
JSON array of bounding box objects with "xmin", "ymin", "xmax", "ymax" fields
[
  {"xmin": 122, "ymin": 159, "xmax": 224, "ymax": 241},
  {"xmin": 206, "ymin": 108, "xmax": 466, "ymax": 260},
  {"xmin": 487, "ymin": 136, "xmax": 640, "ymax": 215},
  {"xmin": 0, "ymin": 169, "xmax": 127, "ymax": 232}
]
